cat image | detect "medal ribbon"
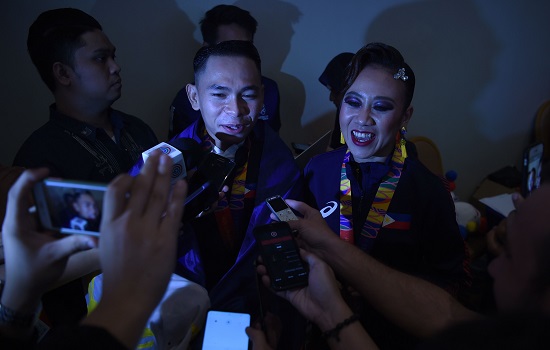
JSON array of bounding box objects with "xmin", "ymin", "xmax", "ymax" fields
[{"xmin": 339, "ymin": 141, "xmax": 406, "ymax": 247}]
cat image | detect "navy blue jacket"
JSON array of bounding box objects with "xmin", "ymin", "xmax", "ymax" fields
[{"xmin": 304, "ymin": 146, "xmax": 469, "ymax": 349}]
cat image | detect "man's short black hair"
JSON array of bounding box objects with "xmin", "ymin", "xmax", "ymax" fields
[
  {"xmin": 27, "ymin": 8, "xmax": 102, "ymax": 92},
  {"xmin": 200, "ymin": 5, "xmax": 258, "ymax": 46},
  {"xmin": 193, "ymin": 40, "xmax": 262, "ymax": 84}
]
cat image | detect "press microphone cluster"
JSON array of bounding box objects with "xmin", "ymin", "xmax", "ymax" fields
[{"xmin": 141, "ymin": 138, "xmax": 206, "ymax": 186}]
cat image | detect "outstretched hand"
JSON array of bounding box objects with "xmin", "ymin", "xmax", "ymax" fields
[
  {"xmin": 83, "ymin": 151, "xmax": 187, "ymax": 349},
  {"xmin": 96, "ymin": 151, "xmax": 186, "ymax": 310},
  {"xmin": 256, "ymin": 249, "xmax": 346, "ymax": 330},
  {"xmin": 283, "ymin": 199, "xmax": 342, "ymax": 260},
  {"xmin": 1, "ymin": 168, "xmax": 97, "ymax": 314}
]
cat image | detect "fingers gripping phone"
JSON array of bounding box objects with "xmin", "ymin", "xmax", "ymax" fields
[
  {"xmin": 182, "ymin": 153, "xmax": 236, "ymax": 222},
  {"xmin": 265, "ymin": 195, "xmax": 298, "ymax": 222},
  {"xmin": 201, "ymin": 310, "xmax": 250, "ymax": 350},
  {"xmin": 33, "ymin": 178, "xmax": 107, "ymax": 236},
  {"xmin": 253, "ymin": 221, "xmax": 308, "ymax": 291}
]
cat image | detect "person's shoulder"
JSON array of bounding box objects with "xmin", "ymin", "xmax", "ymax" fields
[
  {"xmin": 114, "ymin": 109, "xmax": 149, "ymax": 127},
  {"xmin": 403, "ymin": 156, "xmax": 451, "ymax": 196},
  {"xmin": 255, "ymin": 120, "xmax": 277, "ymax": 139},
  {"xmin": 114, "ymin": 109, "xmax": 157, "ymax": 137},
  {"xmin": 405, "ymin": 156, "xmax": 442, "ymax": 181},
  {"xmin": 261, "ymin": 75, "xmax": 279, "ymax": 88},
  {"xmin": 13, "ymin": 127, "xmax": 62, "ymax": 168},
  {"xmin": 16, "ymin": 120, "xmax": 66, "ymax": 151},
  {"xmin": 310, "ymin": 146, "xmax": 346, "ymax": 165},
  {"xmin": 303, "ymin": 146, "xmax": 345, "ymax": 178},
  {"xmin": 172, "ymin": 119, "xmax": 201, "ymax": 140}
]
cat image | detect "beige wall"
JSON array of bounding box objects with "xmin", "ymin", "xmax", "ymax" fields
[{"xmin": 2, "ymin": 0, "xmax": 549, "ymax": 199}]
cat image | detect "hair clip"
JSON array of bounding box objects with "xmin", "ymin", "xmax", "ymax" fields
[{"xmin": 393, "ymin": 68, "xmax": 408, "ymax": 81}]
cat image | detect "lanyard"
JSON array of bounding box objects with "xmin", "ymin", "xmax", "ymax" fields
[{"xmin": 339, "ymin": 143, "xmax": 406, "ymax": 250}]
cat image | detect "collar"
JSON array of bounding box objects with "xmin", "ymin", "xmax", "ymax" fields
[
  {"xmin": 349, "ymin": 150, "xmax": 394, "ymax": 165},
  {"xmin": 211, "ymin": 141, "xmax": 244, "ymax": 161},
  {"xmin": 49, "ymin": 104, "xmax": 124, "ymax": 141}
]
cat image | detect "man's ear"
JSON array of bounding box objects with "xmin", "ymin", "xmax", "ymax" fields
[
  {"xmin": 186, "ymin": 83, "xmax": 200, "ymax": 111},
  {"xmin": 52, "ymin": 62, "xmax": 72, "ymax": 87}
]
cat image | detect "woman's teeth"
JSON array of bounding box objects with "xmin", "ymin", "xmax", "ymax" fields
[{"xmin": 352, "ymin": 131, "xmax": 373, "ymax": 141}]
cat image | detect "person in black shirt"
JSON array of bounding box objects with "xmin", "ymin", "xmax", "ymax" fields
[{"xmin": 12, "ymin": 8, "xmax": 158, "ymax": 329}]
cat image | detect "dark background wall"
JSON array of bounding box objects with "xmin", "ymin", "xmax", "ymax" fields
[{"xmin": 2, "ymin": 0, "xmax": 549, "ymax": 199}]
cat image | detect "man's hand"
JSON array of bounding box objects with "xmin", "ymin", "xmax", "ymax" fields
[
  {"xmin": 96, "ymin": 152, "xmax": 186, "ymax": 310},
  {"xmin": 1, "ymin": 169, "xmax": 97, "ymax": 314},
  {"xmin": 283, "ymin": 199, "xmax": 342, "ymax": 261},
  {"xmin": 256, "ymin": 249, "xmax": 351, "ymax": 332},
  {"xmin": 84, "ymin": 151, "xmax": 187, "ymax": 349}
]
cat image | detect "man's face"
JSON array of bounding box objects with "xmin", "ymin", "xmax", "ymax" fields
[
  {"xmin": 73, "ymin": 193, "xmax": 99, "ymax": 220},
  {"xmin": 488, "ymin": 185, "xmax": 550, "ymax": 312},
  {"xmin": 68, "ymin": 29, "xmax": 122, "ymax": 108},
  {"xmin": 187, "ymin": 55, "xmax": 263, "ymax": 150}
]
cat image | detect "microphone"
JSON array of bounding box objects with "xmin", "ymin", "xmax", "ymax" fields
[
  {"xmin": 142, "ymin": 142, "xmax": 186, "ymax": 185},
  {"xmin": 167, "ymin": 137, "xmax": 208, "ymax": 170}
]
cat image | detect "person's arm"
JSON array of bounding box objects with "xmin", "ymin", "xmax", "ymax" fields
[
  {"xmin": 82, "ymin": 152, "xmax": 186, "ymax": 349},
  {"xmin": 49, "ymin": 248, "xmax": 100, "ymax": 290},
  {"xmin": 0, "ymin": 169, "xmax": 97, "ymax": 338},
  {"xmin": 285, "ymin": 200, "xmax": 480, "ymax": 339}
]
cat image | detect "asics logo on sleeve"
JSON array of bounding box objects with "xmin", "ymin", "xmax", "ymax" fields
[{"xmin": 320, "ymin": 201, "xmax": 338, "ymax": 218}]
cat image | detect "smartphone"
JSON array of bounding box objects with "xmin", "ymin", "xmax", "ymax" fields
[
  {"xmin": 182, "ymin": 153, "xmax": 236, "ymax": 221},
  {"xmin": 265, "ymin": 195, "xmax": 298, "ymax": 222},
  {"xmin": 253, "ymin": 221, "xmax": 308, "ymax": 291},
  {"xmin": 522, "ymin": 143, "xmax": 544, "ymax": 197},
  {"xmin": 184, "ymin": 181, "xmax": 210, "ymax": 206},
  {"xmin": 33, "ymin": 178, "xmax": 107, "ymax": 236},
  {"xmin": 201, "ymin": 310, "xmax": 250, "ymax": 350}
]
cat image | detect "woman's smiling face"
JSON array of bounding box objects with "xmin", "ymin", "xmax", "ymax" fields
[{"xmin": 339, "ymin": 65, "xmax": 413, "ymax": 163}]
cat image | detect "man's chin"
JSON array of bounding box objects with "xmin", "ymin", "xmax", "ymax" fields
[{"xmin": 215, "ymin": 131, "xmax": 248, "ymax": 145}]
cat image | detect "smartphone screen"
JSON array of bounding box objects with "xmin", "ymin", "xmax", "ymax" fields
[
  {"xmin": 253, "ymin": 221, "xmax": 308, "ymax": 291},
  {"xmin": 201, "ymin": 310, "xmax": 250, "ymax": 350},
  {"xmin": 522, "ymin": 143, "xmax": 544, "ymax": 197},
  {"xmin": 183, "ymin": 153, "xmax": 235, "ymax": 221},
  {"xmin": 265, "ymin": 195, "xmax": 298, "ymax": 222},
  {"xmin": 33, "ymin": 178, "xmax": 107, "ymax": 236}
]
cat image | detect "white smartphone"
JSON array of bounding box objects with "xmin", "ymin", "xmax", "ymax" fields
[
  {"xmin": 265, "ymin": 195, "xmax": 298, "ymax": 222},
  {"xmin": 201, "ymin": 310, "xmax": 250, "ymax": 350},
  {"xmin": 33, "ymin": 178, "xmax": 107, "ymax": 236}
]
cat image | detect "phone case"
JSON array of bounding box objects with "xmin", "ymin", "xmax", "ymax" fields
[{"xmin": 253, "ymin": 221, "xmax": 308, "ymax": 291}]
